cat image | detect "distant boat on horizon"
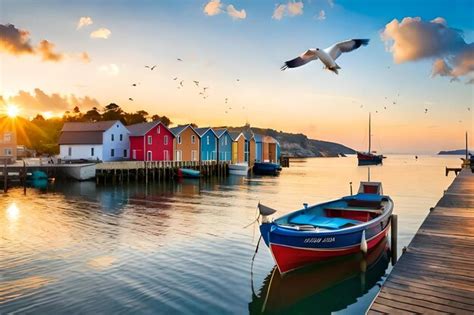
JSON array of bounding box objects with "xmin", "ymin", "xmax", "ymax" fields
[{"xmin": 357, "ymin": 113, "xmax": 385, "ymax": 166}]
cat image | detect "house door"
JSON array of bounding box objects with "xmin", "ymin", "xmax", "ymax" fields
[
  {"xmin": 164, "ymin": 150, "xmax": 169, "ymax": 161},
  {"xmin": 147, "ymin": 151, "xmax": 152, "ymax": 161},
  {"xmin": 132, "ymin": 150, "xmax": 137, "ymax": 160},
  {"xmin": 232, "ymin": 142, "xmax": 237, "ymax": 163},
  {"xmin": 176, "ymin": 150, "xmax": 182, "ymax": 161}
]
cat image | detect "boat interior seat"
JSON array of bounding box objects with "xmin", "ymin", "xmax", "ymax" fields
[{"xmin": 288, "ymin": 214, "xmax": 361, "ymax": 230}]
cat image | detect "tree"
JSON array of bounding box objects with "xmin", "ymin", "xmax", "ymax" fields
[
  {"xmin": 150, "ymin": 114, "xmax": 172, "ymax": 126},
  {"xmin": 102, "ymin": 103, "xmax": 124, "ymax": 123},
  {"xmin": 83, "ymin": 108, "xmax": 101, "ymax": 122}
]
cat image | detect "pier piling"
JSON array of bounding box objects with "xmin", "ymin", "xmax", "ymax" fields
[{"xmin": 390, "ymin": 214, "xmax": 398, "ymax": 265}]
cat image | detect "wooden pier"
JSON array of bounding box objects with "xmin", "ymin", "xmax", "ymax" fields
[
  {"xmin": 368, "ymin": 168, "xmax": 474, "ymax": 314},
  {"xmin": 96, "ymin": 160, "xmax": 229, "ymax": 184}
]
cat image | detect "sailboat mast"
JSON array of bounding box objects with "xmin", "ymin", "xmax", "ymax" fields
[
  {"xmin": 368, "ymin": 113, "xmax": 371, "ymax": 153},
  {"xmin": 466, "ymin": 131, "xmax": 469, "ymax": 161}
]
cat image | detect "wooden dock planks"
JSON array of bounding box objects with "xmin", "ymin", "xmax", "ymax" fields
[{"xmin": 368, "ymin": 168, "xmax": 474, "ymax": 314}]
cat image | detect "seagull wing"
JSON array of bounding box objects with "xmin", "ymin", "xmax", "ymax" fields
[
  {"xmin": 281, "ymin": 49, "xmax": 317, "ymax": 71},
  {"xmin": 324, "ymin": 39, "xmax": 369, "ymax": 60}
]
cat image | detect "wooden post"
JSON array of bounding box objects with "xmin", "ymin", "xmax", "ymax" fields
[
  {"xmin": 391, "ymin": 214, "xmax": 398, "ymax": 265},
  {"xmin": 3, "ymin": 160, "xmax": 7, "ymax": 193}
]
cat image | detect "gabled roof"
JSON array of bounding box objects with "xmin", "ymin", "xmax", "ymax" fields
[
  {"xmin": 243, "ymin": 130, "xmax": 254, "ymax": 141},
  {"xmin": 194, "ymin": 127, "xmax": 218, "ymax": 138},
  {"xmin": 253, "ymin": 134, "xmax": 264, "ymax": 142},
  {"xmin": 61, "ymin": 120, "xmax": 120, "ymax": 132},
  {"xmin": 170, "ymin": 124, "xmax": 199, "ymax": 137},
  {"xmin": 128, "ymin": 120, "xmax": 163, "ymax": 136},
  {"xmin": 58, "ymin": 131, "xmax": 103, "ymax": 145},
  {"xmin": 229, "ymin": 131, "xmax": 246, "ymax": 141},
  {"xmin": 213, "ymin": 128, "xmax": 228, "ymax": 138}
]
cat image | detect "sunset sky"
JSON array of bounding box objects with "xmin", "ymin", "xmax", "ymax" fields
[{"xmin": 0, "ymin": 0, "xmax": 473, "ymax": 154}]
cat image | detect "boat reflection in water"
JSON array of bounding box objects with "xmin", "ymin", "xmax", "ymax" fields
[{"xmin": 249, "ymin": 237, "xmax": 390, "ymax": 314}]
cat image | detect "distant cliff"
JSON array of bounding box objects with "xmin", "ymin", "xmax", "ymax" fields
[
  {"xmin": 226, "ymin": 126, "xmax": 356, "ymax": 157},
  {"xmin": 438, "ymin": 149, "xmax": 472, "ymax": 155}
]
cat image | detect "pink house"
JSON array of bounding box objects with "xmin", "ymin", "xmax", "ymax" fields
[{"xmin": 128, "ymin": 121, "xmax": 174, "ymax": 161}]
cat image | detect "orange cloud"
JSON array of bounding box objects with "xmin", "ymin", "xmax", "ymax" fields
[
  {"xmin": 6, "ymin": 88, "xmax": 100, "ymax": 116},
  {"xmin": 204, "ymin": 0, "xmax": 222, "ymax": 16},
  {"xmin": 381, "ymin": 17, "xmax": 473, "ymax": 83},
  {"xmin": 272, "ymin": 1, "xmax": 304, "ymax": 20},
  {"xmin": 90, "ymin": 27, "xmax": 111, "ymax": 39},
  {"xmin": 226, "ymin": 4, "xmax": 246, "ymax": 20},
  {"xmin": 1, "ymin": 23, "xmax": 90, "ymax": 63},
  {"xmin": 0, "ymin": 23, "xmax": 34, "ymax": 55},
  {"xmin": 77, "ymin": 16, "xmax": 93, "ymax": 30},
  {"xmin": 37, "ymin": 40, "xmax": 63, "ymax": 62}
]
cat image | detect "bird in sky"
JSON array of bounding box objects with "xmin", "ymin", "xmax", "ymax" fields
[
  {"xmin": 384, "ymin": 106, "xmax": 387, "ymax": 110},
  {"xmin": 177, "ymin": 58, "xmax": 183, "ymax": 62},
  {"xmin": 468, "ymin": 107, "xmax": 471, "ymax": 111},
  {"xmin": 145, "ymin": 65, "xmax": 157, "ymax": 70},
  {"xmin": 179, "ymin": 80, "xmax": 184, "ymax": 87},
  {"xmin": 281, "ymin": 39, "xmax": 369, "ymax": 74},
  {"xmin": 203, "ymin": 87, "xmax": 209, "ymax": 92},
  {"xmin": 193, "ymin": 80, "xmax": 199, "ymax": 87},
  {"xmin": 128, "ymin": 97, "xmax": 134, "ymax": 101},
  {"xmin": 199, "ymin": 92, "xmax": 204, "ymax": 95},
  {"xmin": 225, "ymin": 98, "xmax": 228, "ymax": 103},
  {"xmin": 173, "ymin": 77, "xmax": 178, "ymax": 81},
  {"xmin": 132, "ymin": 83, "xmax": 138, "ymax": 87},
  {"xmin": 236, "ymin": 79, "xmax": 240, "ymax": 82},
  {"xmin": 424, "ymin": 108, "xmax": 428, "ymax": 114}
]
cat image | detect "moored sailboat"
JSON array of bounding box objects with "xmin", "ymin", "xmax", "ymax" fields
[{"xmin": 357, "ymin": 113, "xmax": 384, "ymax": 165}]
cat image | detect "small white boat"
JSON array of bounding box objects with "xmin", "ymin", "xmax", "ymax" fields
[{"xmin": 228, "ymin": 163, "xmax": 249, "ymax": 176}]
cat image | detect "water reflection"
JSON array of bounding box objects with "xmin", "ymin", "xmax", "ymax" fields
[{"xmin": 249, "ymin": 238, "xmax": 390, "ymax": 314}]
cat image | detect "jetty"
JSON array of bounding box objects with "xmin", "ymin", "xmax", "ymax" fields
[{"xmin": 368, "ymin": 168, "xmax": 474, "ymax": 314}]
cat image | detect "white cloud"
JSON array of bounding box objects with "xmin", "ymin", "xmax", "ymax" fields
[
  {"xmin": 328, "ymin": 0, "xmax": 334, "ymax": 8},
  {"xmin": 316, "ymin": 10, "xmax": 326, "ymax": 21},
  {"xmin": 227, "ymin": 4, "xmax": 246, "ymax": 20},
  {"xmin": 77, "ymin": 16, "xmax": 93, "ymax": 30},
  {"xmin": 272, "ymin": 1, "xmax": 303, "ymax": 20},
  {"xmin": 90, "ymin": 28, "xmax": 111, "ymax": 39},
  {"xmin": 204, "ymin": 0, "xmax": 223, "ymax": 16},
  {"xmin": 98, "ymin": 64, "xmax": 119, "ymax": 76}
]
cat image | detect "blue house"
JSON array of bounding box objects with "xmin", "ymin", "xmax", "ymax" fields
[
  {"xmin": 195, "ymin": 127, "xmax": 218, "ymax": 161},
  {"xmin": 253, "ymin": 134, "xmax": 264, "ymax": 163},
  {"xmin": 214, "ymin": 129, "xmax": 232, "ymax": 162}
]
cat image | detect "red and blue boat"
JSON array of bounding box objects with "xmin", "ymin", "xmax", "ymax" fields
[{"xmin": 258, "ymin": 182, "xmax": 393, "ymax": 274}]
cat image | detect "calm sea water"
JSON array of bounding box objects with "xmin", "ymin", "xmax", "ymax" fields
[{"xmin": 0, "ymin": 155, "xmax": 460, "ymax": 314}]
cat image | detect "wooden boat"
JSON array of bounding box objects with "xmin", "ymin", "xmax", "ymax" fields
[
  {"xmin": 177, "ymin": 168, "xmax": 200, "ymax": 178},
  {"xmin": 252, "ymin": 162, "xmax": 282, "ymax": 175},
  {"xmin": 249, "ymin": 237, "xmax": 390, "ymax": 314},
  {"xmin": 259, "ymin": 182, "xmax": 393, "ymax": 274},
  {"xmin": 357, "ymin": 113, "xmax": 384, "ymax": 165},
  {"xmin": 228, "ymin": 163, "xmax": 249, "ymax": 176}
]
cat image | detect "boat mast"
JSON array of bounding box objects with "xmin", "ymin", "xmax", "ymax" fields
[
  {"xmin": 368, "ymin": 113, "xmax": 371, "ymax": 153},
  {"xmin": 466, "ymin": 131, "xmax": 469, "ymax": 161}
]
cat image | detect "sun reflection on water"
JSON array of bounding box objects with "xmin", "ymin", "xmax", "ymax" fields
[{"xmin": 6, "ymin": 203, "xmax": 20, "ymax": 221}]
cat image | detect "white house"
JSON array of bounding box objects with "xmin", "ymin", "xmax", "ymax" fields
[{"xmin": 58, "ymin": 120, "xmax": 130, "ymax": 162}]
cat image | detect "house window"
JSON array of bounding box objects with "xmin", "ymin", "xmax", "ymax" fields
[
  {"xmin": 111, "ymin": 134, "xmax": 114, "ymax": 141},
  {"xmin": 123, "ymin": 149, "xmax": 127, "ymax": 158},
  {"xmin": 116, "ymin": 124, "xmax": 119, "ymax": 128},
  {"xmin": 164, "ymin": 150, "xmax": 169, "ymax": 161},
  {"xmin": 177, "ymin": 136, "xmax": 182, "ymax": 144},
  {"xmin": 4, "ymin": 148, "xmax": 12, "ymax": 156},
  {"xmin": 120, "ymin": 134, "xmax": 123, "ymax": 141},
  {"xmin": 4, "ymin": 133, "xmax": 12, "ymax": 142},
  {"xmin": 191, "ymin": 150, "xmax": 197, "ymax": 161},
  {"xmin": 191, "ymin": 135, "xmax": 195, "ymax": 144},
  {"xmin": 68, "ymin": 147, "xmax": 72, "ymax": 156},
  {"xmin": 111, "ymin": 149, "xmax": 115, "ymax": 157},
  {"xmin": 147, "ymin": 135, "xmax": 152, "ymax": 145},
  {"xmin": 164, "ymin": 135, "xmax": 168, "ymax": 145},
  {"xmin": 157, "ymin": 126, "xmax": 161, "ymax": 134},
  {"xmin": 91, "ymin": 147, "xmax": 95, "ymax": 156},
  {"xmin": 207, "ymin": 136, "xmax": 210, "ymax": 145}
]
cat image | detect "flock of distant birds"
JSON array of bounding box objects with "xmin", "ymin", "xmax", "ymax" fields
[
  {"xmin": 128, "ymin": 58, "xmax": 243, "ymax": 115},
  {"xmin": 126, "ymin": 38, "xmax": 471, "ymax": 119}
]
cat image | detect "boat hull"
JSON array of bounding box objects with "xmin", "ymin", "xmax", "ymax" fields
[
  {"xmin": 229, "ymin": 163, "xmax": 249, "ymax": 176},
  {"xmin": 253, "ymin": 162, "xmax": 282, "ymax": 175},
  {"xmin": 357, "ymin": 152, "xmax": 383, "ymax": 165},
  {"xmin": 177, "ymin": 168, "xmax": 200, "ymax": 178}
]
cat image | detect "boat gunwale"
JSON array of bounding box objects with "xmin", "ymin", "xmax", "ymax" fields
[{"xmin": 269, "ymin": 196, "xmax": 393, "ymax": 237}]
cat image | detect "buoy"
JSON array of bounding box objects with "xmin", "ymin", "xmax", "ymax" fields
[{"xmin": 360, "ymin": 230, "xmax": 368, "ymax": 253}]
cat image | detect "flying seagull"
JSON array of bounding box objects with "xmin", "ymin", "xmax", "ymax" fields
[
  {"xmin": 193, "ymin": 80, "xmax": 199, "ymax": 87},
  {"xmin": 177, "ymin": 58, "xmax": 183, "ymax": 62},
  {"xmin": 145, "ymin": 65, "xmax": 157, "ymax": 70},
  {"xmin": 132, "ymin": 83, "xmax": 137, "ymax": 87},
  {"xmin": 179, "ymin": 80, "xmax": 184, "ymax": 87},
  {"xmin": 173, "ymin": 77, "xmax": 178, "ymax": 81},
  {"xmin": 203, "ymin": 87, "xmax": 209, "ymax": 92},
  {"xmin": 128, "ymin": 97, "xmax": 134, "ymax": 101},
  {"xmin": 425, "ymin": 108, "xmax": 428, "ymax": 114},
  {"xmin": 281, "ymin": 39, "xmax": 370, "ymax": 74}
]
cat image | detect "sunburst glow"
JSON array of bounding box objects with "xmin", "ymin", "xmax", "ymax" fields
[{"xmin": 6, "ymin": 104, "xmax": 20, "ymax": 118}]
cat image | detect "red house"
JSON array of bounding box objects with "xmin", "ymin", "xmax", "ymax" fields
[{"xmin": 128, "ymin": 121, "xmax": 174, "ymax": 161}]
